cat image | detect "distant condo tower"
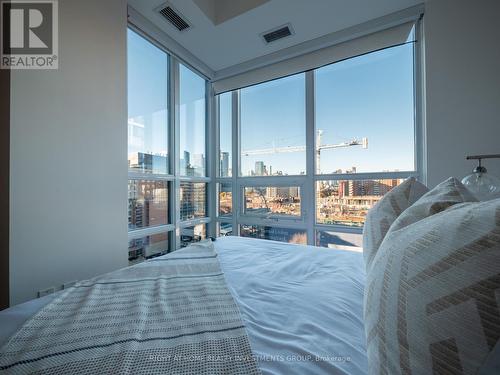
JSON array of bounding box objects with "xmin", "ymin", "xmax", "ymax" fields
[
  {"xmin": 255, "ymin": 161, "xmax": 265, "ymax": 176},
  {"xmin": 221, "ymin": 152, "xmax": 229, "ymax": 177}
]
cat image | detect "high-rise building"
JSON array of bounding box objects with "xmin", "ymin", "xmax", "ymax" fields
[
  {"xmin": 266, "ymin": 187, "xmax": 277, "ymax": 199},
  {"xmin": 255, "ymin": 161, "xmax": 265, "ymax": 176},
  {"xmin": 289, "ymin": 186, "xmax": 299, "ymax": 198},
  {"xmin": 192, "ymin": 153, "xmax": 204, "ymax": 168},
  {"xmin": 128, "ymin": 152, "xmax": 168, "ymax": 174},
  {"xmin": 183, "ymin": 151, "xmax": 191, "ymax": 168},
  {"xmin": 180, "ymin": 183, "xmax": 206, "ymax": 221},
  {"xmin": 220, "ymin": 152, "xmax": 229, "ymax": 177},
  {"xmin": 192, "ymin": 153, "xmax": 205, "ymax": 176},
  {"xmin": 128, "ymin": 180, "xmax": 168, "ymax": 230}
]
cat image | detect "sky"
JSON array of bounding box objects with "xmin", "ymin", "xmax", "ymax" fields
[
  {"xmin": 127, "ymin": 29, "xmax": 168, "ymax": 159},
  {"xmin": 128, "ymin": 29, "xmax": 206, "ymax": 175},
  {"xmin": 129, "ymin": 28, "xmax": 416, "ymax": 178},
  {"xmin": 221, "ymin": 43, "xmax": 416, "ymax": 176}
]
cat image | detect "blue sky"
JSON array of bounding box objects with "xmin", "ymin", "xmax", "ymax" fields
[
  {"xmin": 179, "ymin": 63, "xmax": 206, "ymax": 173},
  {"xmin": 127, "ymin": 29, "xmax": 168, "ymax": 158},
  {"xmin": 228, "ymin": 43, "xmax": 416, "ymax": 176},
  {"xmin": 128, "ymin": 30, "xmax": 206, "ymax": 175}
]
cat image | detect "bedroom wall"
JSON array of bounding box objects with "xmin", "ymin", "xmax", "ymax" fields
[
  {"xmin": 424, "ymin": 0, "xmax": 500, "ymax": 187},
  {"xmin": 9, "ymin": 0, "xmax": 128, "ymax": 305},
  {"xmin": 1, "ymin": 61, "xmax": 10, "ymax": 310}
]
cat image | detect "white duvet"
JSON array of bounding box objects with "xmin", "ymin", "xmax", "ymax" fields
[
  {"xmin": 216, "ymin": 237, "xmax": 368, "ymax": 375},
  {"xmin": 0, "ymin": 236, "xmax": 368, "ymax": 375}
]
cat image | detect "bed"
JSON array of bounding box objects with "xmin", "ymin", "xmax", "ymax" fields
[{"xmin": 0, "ymin": 237, "xmax": 368, "ymax": 374}]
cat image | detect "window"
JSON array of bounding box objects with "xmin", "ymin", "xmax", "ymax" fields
[
  {"xmin": 315, "ymin": 45, "xmax": 415, "ymax": 175},
  {"xmin": 128, "ymin": 29, "xmax": 209, "ymax": 260},
  {"xmin": 128, "ymin": 232, "xmax": 170, "ymax": 264},
  {"xmin": 315, "ymin": 230, "xmax": 362, "ymax": 251},
  {"xmin": 316, "ymin": 179, "xmax": 404, "ymax": 226},
  {"xmin": 128, "ymin": 180, "xmax": 169, "ymax": 230},
  {"xmin": 219, "ymin": 92, "xmax": 232, "ymax": 177},
  {"xmin": 127, "ymin": 28, "xmax": 171, "ymax": 258},
  {"xmin": 181, "ymin": 224, "xmax": 207, "ymax": 247},
  {"xmin": 218, "ymin": 182, "xmax": 232, "ymax": 217},
  {"xmin": 243, "ymin": 186, "xmax": 301, "ymax": 218},
  {"xmin": 217, "ymin": 222, "xmax": 233, "ymax": 237},
  {"xmin": 240, "ymin": 225, "xmax": 307, "ymax": 245},
  {"xmin": 240, "ymin": 74, "xmax": 306, "ymax": 177},
  {"xmin": 216, "ymin": 39, "xmax": 420, "ymax": 250},
  {"xmin": 180, "ymin": 182, "xmax": 207, "ymax": 221},
  {"xmin": 180, "ymin": 64, "xmax": 206, "ymax": 177},
  {"xmin": 127, "ymin": 29, "xmax": 169, "ymax": 175}
]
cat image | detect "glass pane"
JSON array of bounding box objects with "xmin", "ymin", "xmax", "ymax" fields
[
  {"xmin": 219, "ymin": 92, "xmax": 232, "ymax": 177},
  {"xmin": 315, "ymin": 44, "xmax": 415, "ymax": 174},
  {"xmin": 217, "ymin": 222, "xmax": 233, "ymax": 237},
  {"xmin": 240, "ymin": 74, "xmax": 306, "ymax": 176},
  {"xmin": 181, "ymin": 224, "xmax": 206, "ymax": 247},
  {"xmin": 244, "ymin": 186, "xmax": 301, "ymax": 218},
  {"xmin": 316, "ymin": 230, "xmax": 362, "ymax": 252},
  {"xmin": 218, "ymin": 182, "xmax": 232, "ymax": 217},
  {"xmin": 127, "ymin": 29, "xmax": 169, "ymax": 175},
  {"xmin": 180, "ymin": 64, "xmax": 206, "ymax": 177},
  {"xmin": 240, "ymin": 225, "xmax": 307, "ymax": 245},
  {"xmin": 128, "ymin": 232, "xmax": 170, "ymax": 264},
  {"xmin": 180, "ymin": 182, "xmax": 206, "ymax": 221},
  {"xmin": 128, "ymin": 180, "xmax": 168, "ymax": 230},
  {"xmin": 316, "ymin": 178, "xmax": 404, "ymax": 227}
]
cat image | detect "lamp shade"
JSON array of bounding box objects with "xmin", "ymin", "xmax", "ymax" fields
[{"xmin": 462, "ymin": 170, "xmax": 500, "ymax": 201}]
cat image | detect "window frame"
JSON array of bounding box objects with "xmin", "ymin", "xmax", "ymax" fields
[
  {"xmin": 217, "ymin": 181, "xmax": 233, "ymax": 219},
  {"xmin": 214, "ymin": 20, "xmax": 425, "ymax": 246}
]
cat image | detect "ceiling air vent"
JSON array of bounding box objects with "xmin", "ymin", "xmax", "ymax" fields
[
  {"xmin": 158, "ymin": 4, "xmax": 190, "ymax": 31},
  {"xmin": 261, "ymin": 24, "xmax": 293, "ymax": 44}
]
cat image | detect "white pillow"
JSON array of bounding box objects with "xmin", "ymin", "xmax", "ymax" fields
[
  {"xmin": 364, "ymin": 194, "xmax": 500, "ymax": 374},
  {"xmin": 388, "ymin": 177, "xmax": 477, "ymax": 233},
  {"xmin": 362, "ymin": 177, "xmax": 428, "ymax": 271}
]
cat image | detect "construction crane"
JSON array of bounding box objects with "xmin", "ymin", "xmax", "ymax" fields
[{"xmin": 241, "ymin": 130, "xmax": 368, "ymax": 173}]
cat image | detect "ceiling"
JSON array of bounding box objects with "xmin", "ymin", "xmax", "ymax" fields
[
  {"xmin": 192, "ymin": 0, "xmax": 271, "ymax": 25},
  {"xmin": 128, "ymin": 0, "xmax": 422, "ymax": 72}
]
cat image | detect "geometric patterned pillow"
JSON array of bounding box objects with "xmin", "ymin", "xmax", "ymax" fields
[
  {"xmin": 364, "ymin": 198, "xmax": 500, "ymax": 375},
  {"xmin": 388, "ymin": 177, "xmax": 477, "ymax": 233},
  {"xmin": 363, "ymin": 177, "xmax": 428, "ymax": 271}
]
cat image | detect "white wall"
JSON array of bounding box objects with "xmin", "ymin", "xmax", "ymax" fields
[
  {"xmin": 10, "ymin": 0, "xmax": 128, "ymax": 305},
  {"xmin": 424, "ymin": 0, "xmax": 500, "ymax": 187}
]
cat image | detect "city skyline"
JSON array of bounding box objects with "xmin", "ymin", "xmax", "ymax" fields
[{"xmin": 128, "ymin": 150, "xmax": 206, "ymax": 177}]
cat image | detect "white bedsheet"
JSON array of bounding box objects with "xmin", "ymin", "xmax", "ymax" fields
[
  {"xmin": 216, "ymin": 237, "xmax": 367, "ymax": 375},
  {"xmin": 0, "ymin": 237, "xmax": 368, "ymax": 374}
]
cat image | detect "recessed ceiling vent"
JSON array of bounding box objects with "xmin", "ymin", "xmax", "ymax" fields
[
  {"xmin": 261, "ymin": 24, "xmax": 293, "ymax": 44},
  {"xmin": 158, "ymin": 4, "xmax": 190, "ymax": 31}
]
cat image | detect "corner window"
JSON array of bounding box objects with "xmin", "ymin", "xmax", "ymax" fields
[{"xmin": 216, "ymin": 42, "xmax": 419, "ymax": 250}]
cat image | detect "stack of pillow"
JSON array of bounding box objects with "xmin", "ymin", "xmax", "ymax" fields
[{"xmin": 362, "ymin": 177, "xmax": 500, "ymax": 374}]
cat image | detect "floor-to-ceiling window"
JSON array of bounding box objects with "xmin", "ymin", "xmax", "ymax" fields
[
  {"xmin": 178, "ymin": 64, "xmax": 209, "ymax": 248},
  {"xmin": 216, "ymin": 41, "xmax": 419, "ymax": 251},
  {"xmin": 127, "ymin": 29, "xmax": 208, "ymax": 263}
]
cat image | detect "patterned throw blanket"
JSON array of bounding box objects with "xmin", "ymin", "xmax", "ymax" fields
[{"xmin": 0, "ymin": 241, "xmax": 261, "ymax": 374}]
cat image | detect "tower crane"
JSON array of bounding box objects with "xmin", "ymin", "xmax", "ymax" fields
[{"xmin": 241, "ymin": 130, "xmax": 368, "ymax": 173}]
